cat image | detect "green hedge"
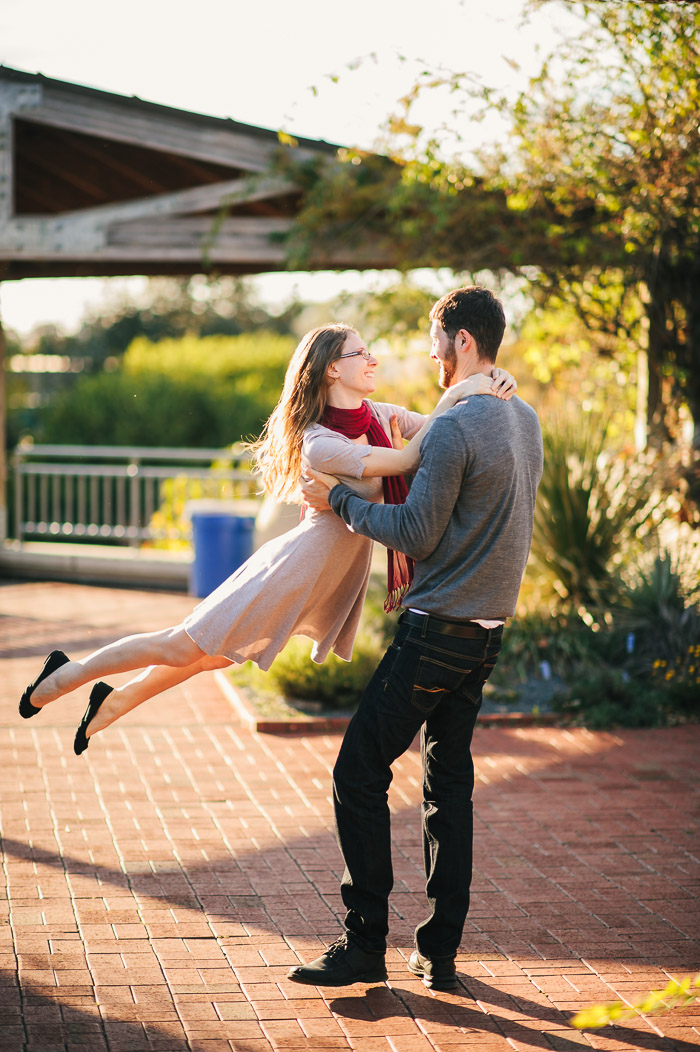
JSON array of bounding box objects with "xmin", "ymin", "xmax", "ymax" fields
[{"xmin": 36, "ymin": 332, "xmax": 295, "ymax": 447}]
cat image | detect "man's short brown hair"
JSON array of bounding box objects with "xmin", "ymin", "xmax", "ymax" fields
[{"xmin": 430, "ymin": 286, "xmax": 506, "ymax": 363}]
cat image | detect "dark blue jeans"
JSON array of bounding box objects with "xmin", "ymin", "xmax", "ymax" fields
[{"xmin": 333, "ymin": 614, "xmax": 502, "ymax": 957}]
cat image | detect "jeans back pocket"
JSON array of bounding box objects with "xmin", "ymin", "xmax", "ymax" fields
[{"xmin": 410, "ymin": 653, "xmax": 481, "ymax": 714}]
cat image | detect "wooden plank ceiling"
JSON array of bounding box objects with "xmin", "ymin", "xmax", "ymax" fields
[{"xmin": 0, "ymin": 66, "xmax": 393, "ymax": 279}]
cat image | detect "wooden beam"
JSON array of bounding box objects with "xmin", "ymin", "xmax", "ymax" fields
[
  {"xmin": 0, "ymin": 215, "xmax": 290, "ymax": 261},
  {"xmin": 22, "ymin": 85, "xmax": 324, "ymax": 172},
  {"xmin": 0, "ymin": 209, "xmax": 394, "ymax": 268},
  {"xmin": 110, "ymin": 217, "xmax": 294, "ymax": 265},
  {"xmin": 0, "ymin": 207, "xmax": 296, "ymax": 257},
  {"xmin": 1, "ymin": 80, "xmax": 42, "ymax": 222},
  {"xmin": 2, "ymin": 251, "xmax": 395, "ymax": 278},
  {"xmin": 51, "ymin": 176, "xmax": 299, "ymax": 226}
]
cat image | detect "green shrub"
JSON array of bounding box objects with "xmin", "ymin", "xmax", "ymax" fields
[
  {"xmin": 121, "ymin": 333, "xmax": 293, "ymax": 384},
  {"xmin": 490, "ymin": 566, "xmax": 700, "ymax": 729},
  {"xmin": 611, "ymin": 541, "xmax": 700, "ymax": 721},
  {"xmin": 551, "ymin": 668, "xmax": 667, "ymax": 730},
  {"xmin": 657, "ymin": 662, "xmax": 700, "ymax": 715},
  {"xmin": 38, "ymin": 333, "xmax": 294, "ymax": 447},
  {"xmin": 265, "ymin": 631, "xmax": 383, "ymax": 708},
  {"xmin": 615, "ymin": 543, "xmax": 700, "ymax": 654},
  {"xmin": 489, "ymin": 610, "xmax": 613, "ymax": 685},
  {"xmin": 234, "ymin": 630, "xmax": 385, "ymax": 711}
]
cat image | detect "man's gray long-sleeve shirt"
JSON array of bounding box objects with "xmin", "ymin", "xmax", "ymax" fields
[{"xmin": 329, "ymin": 394, "xmax": 543, "ymax": 621}]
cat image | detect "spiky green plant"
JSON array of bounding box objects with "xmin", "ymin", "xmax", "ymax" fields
[
  {"xmin": 531, "ymin": 415, "xmax": 662, "ymax": 610},
  {"xmin": 615, "ymin": 541, "xmax": 700, "ymax": 690}
]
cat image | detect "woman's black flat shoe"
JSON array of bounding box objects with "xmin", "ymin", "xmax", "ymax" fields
[
  {"xmin": 74, "ymin": 682, "xmax": 113, "ymax": 755},
  {"xmin": 19, "ymin": 650, "xmax": 70, "ymax": 719}
]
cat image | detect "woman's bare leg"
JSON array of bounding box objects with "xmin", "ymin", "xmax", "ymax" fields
[
  {"xmin": 85, "ymin": 653, "xmax": 235, "ymax": 740},
  {"xmin": 31, "ymin": 626, "xmax": 207, "ymax": 708}
]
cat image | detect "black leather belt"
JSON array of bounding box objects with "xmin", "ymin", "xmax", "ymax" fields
[{"xmin": 399, "ymin": 610, "xmax": 501, "ymax": 639}]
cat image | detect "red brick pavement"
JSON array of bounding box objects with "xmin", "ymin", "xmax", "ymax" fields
[{"xmin": 1, "ymin": 579, "xmax": 699, "ymax": 1052}]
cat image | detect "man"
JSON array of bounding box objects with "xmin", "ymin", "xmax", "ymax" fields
[{"xmin": 287, "ymin": 286, "xmax": 543, "ymax": 990}]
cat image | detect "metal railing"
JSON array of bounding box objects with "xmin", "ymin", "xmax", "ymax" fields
[{"xmin": 12, "ymin": 443, "xmax": 261, "ymax": 546}]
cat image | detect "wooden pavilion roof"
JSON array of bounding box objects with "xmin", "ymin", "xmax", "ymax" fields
[{"xmin": 0, "ymin": 66, "xmax": 392, "ymax": 280}]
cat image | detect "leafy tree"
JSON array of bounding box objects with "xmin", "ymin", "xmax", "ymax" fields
[
  {"xmin": 512, "ymin": 300, "xmax": 638, "ymax": 437},
  {"xmin": 500, "ymin": 0, "xmax": 700, "ymax": 450},
  {"xmin": 21, "ymin": 276, "xmax": 303, "ymax": 371},
  {"xmin": 282, "ymin": 1, "xmax": 700, "ymax": 461}
]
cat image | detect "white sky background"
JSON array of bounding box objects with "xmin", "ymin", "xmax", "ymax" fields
[{"xmin": 0, "ymin": 0, "xmax": 581, "ymax": 336}]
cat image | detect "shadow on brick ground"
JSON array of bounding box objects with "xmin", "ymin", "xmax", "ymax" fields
[{"xmin": 2, "ymin": 720, "xmax": 698, "ymax": 1051}]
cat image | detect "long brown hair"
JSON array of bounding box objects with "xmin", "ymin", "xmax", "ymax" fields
[{"xmin": 251, "ymin": 324, "xmax": 357, "ymax": 502}]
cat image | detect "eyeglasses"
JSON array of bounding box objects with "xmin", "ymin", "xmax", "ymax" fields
[{"xmin": 338, "ymin": 348, "xmax": 373, "ymax": 361}]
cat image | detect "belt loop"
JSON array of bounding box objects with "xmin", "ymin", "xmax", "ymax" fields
[{"xmin": 421, "ymin": 613, "xmax": 428, "ymax": 639}]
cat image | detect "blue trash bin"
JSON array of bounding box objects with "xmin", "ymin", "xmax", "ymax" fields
[{"xmin": 188, "ymin": 501, "xmax": 258, "ymax": 598}]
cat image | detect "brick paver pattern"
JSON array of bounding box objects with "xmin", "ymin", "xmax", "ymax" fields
[{"xmin": 1, "ymin": 580, "xmax": 698, "ymax": 1052}]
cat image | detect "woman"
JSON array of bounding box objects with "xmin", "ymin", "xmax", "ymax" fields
[{"xmin": 19, "ymin": 324, "xmax": 515, "ymax": 754}]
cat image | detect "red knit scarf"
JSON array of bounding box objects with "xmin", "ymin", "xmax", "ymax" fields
[{"xmin": 320, "ymin": 401, "xmax": 414, "ymax": 612}]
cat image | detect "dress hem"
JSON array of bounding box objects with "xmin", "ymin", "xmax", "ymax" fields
[{"xmin": 185, "ymin": 625, "xmax": 352, "ymax": 672}]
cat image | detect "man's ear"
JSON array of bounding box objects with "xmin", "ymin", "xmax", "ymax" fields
[
  {"xmin": 456, "ymin": 328, "xmax": 478, "ymax": 356},
  {"xmin": 456, "ymin": 328, "xmax": 472, "ymax": 351}
]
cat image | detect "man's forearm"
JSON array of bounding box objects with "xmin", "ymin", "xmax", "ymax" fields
[{"xmin": 329, "ymin": 484, "xmax": 435, "ymax": 561}]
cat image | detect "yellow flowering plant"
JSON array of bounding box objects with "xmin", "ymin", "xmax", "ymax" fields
[{"xmin": 571, "ymin": 974, "xmax": 700, "ymax": 1030}]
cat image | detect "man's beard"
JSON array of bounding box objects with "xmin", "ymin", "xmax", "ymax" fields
[{"xmin": 439, "ymin": 340, "xmax": 457, "ymax": 388}]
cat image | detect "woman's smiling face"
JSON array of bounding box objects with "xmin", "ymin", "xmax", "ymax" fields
[{"xmin": 331, "ymin": 332, "xmax": 378, "ymax": 399}]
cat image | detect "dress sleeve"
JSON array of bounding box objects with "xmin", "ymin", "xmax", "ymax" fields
[
  {"xmin": 371, "ymin": 401, "xmax": 426, "ymax": 440},
  {"xmin": 302, "ymin": 427, "xmax": 371, "ymax": 479}
]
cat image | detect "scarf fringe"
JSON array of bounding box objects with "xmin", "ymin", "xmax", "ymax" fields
[
  {"xmin": 384, "ymin": 581, "xmax": 411, "ymax": 614},
  {"xmin": 385, "ymin": 547, "xmax": 414, "ymax": 614}
]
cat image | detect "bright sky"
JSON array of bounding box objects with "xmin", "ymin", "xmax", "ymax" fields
[{"xmin": 0, "ymin": 0, "xmax": 580, "ymax": 336}]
